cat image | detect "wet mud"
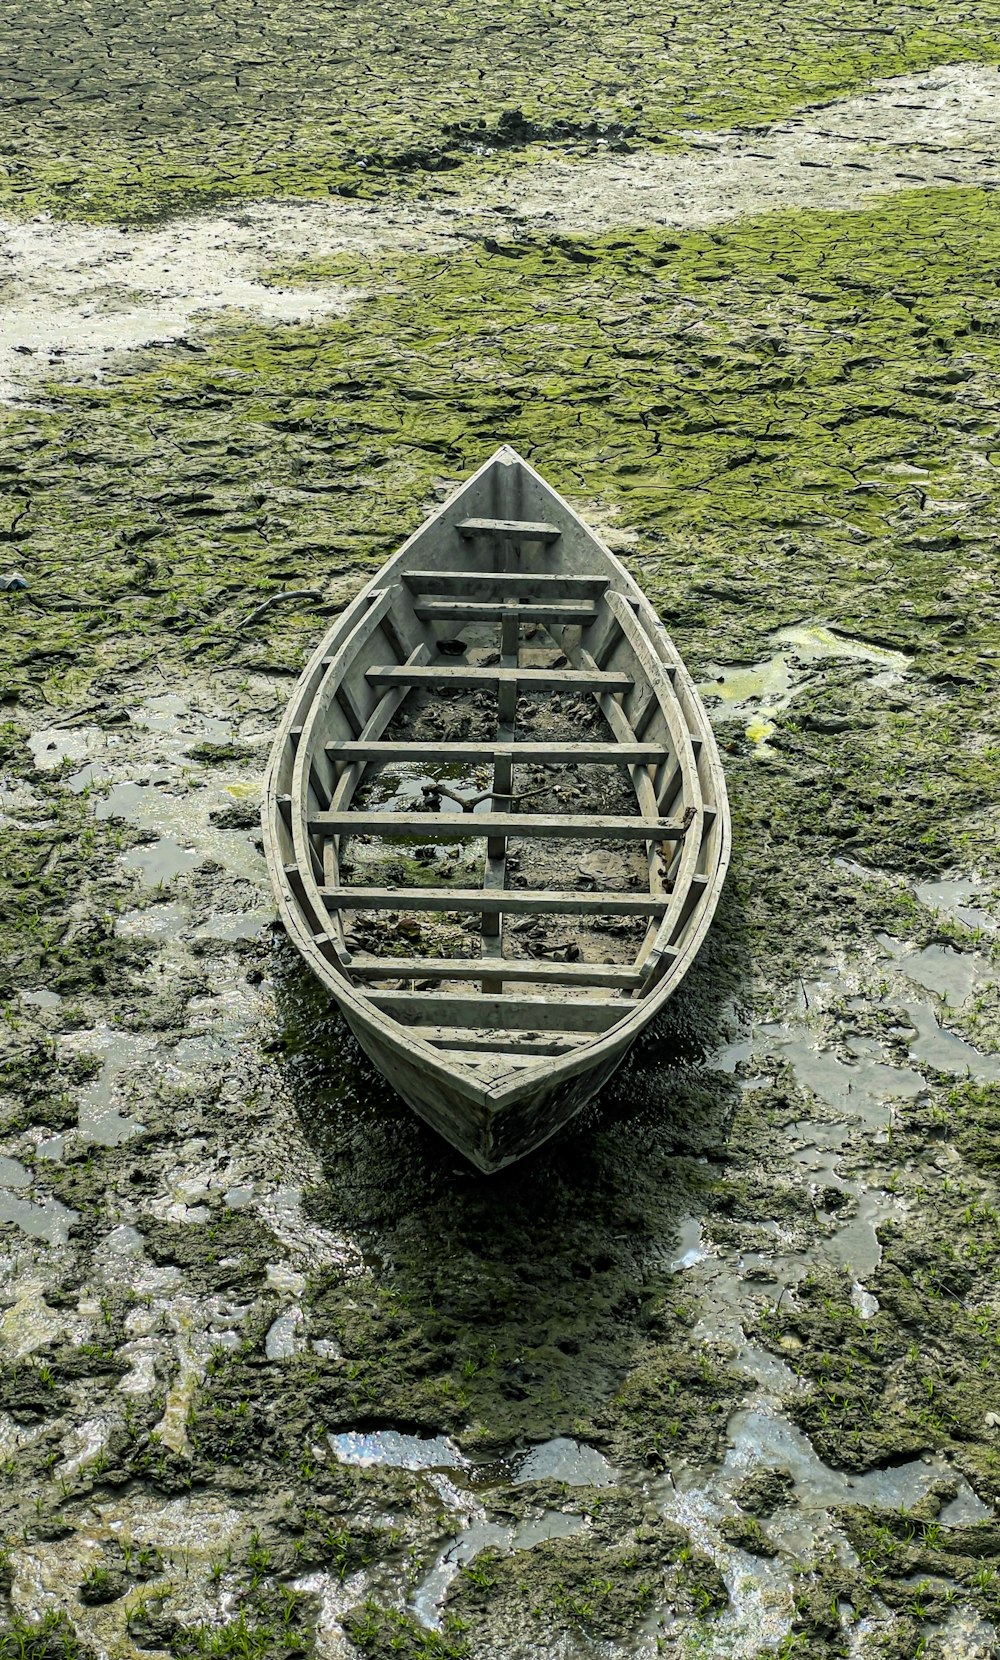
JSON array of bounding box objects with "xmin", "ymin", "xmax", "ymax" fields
[
  {"xmin": 2, "ymin": 18, "xmax": 1000, "ymax": 1660},
  {"xmin": 341, "ymin": 656, "xmax": 652, "ymax": 990}
]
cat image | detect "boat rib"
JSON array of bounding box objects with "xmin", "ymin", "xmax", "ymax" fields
[{"xmin": 263, "ymin": 445, "xmax": 730, "ymax": 1171}]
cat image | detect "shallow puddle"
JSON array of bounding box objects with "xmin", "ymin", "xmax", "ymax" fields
[
  {"xmin": 670, "ymin": 1215, "xmax": 709, "ymax": 1271},
  {"xmin": 115, "ymin": 899, "xmax": 190, "ymax": 939},
  {"xmin": 915, "ymin": 876, "xmax": 997, "ymax": 935},
  {"xmin": 878, "ymin": 933, "xmax": 990, "ymax": 1005},
  {"xmin": 818, "ymin": 1189, "xmax": 893, "ymax": 1279},
  {"xmin": 0, "ymin": 1154, "xmax": 32, "ymax": 1189},
  {"xmin": 775, "ymin": 624, "xmax": 909, "ymax": 675},
  {"xmin": 411, "ymin": 1509, "xmax": 589, "ymax": 1631},
  {"xmin": 27, "ymin": 724, "xmax": 107, "ymax": 773},
  {"xmin": 899, "ymin": 1001, "xmax": 1000, "ymax": 1084},
  {"xmin": 264, "ymin": 1308, "xmax": 305, "ymax": 1359},
  {"xmin": 193, "ymin": 909, "xmax": 269, "ymax": 942},
  {"xmin": 719, "ymin": 1407, "xmax": 988, "ymax": 1518},
  {"xmin": 0, "ymin": 1189, "xmax": 77, "ymax": 1245},
  {"xmin": 330, "ymin": 1429, "xmax": 468, "ymax": 1472},
  {"xmin": 121, "ymin": 836, "xmax": 204, "ymax": 885},
  {"xmin": 765, "ymin": 1023, "xmax": 923, "ymax": 1127},
  {"xmin": 18, "ymin": 988, "xmax": 63, "ymax": 1009},
  {"xmin": 134, "ymin": 694, "xmax": 233, "ymax": 746},
  {"xmin": 699, "ymin": 620, "xmax": 910, "ymax": 751},
  {"xmin": 513, "ymin": 1437, "xmax": 618, "ymax": 1487},
  {"xmin": 0, "ymin": 1279, "xmax": 75, "ymax": 1358},
  {"xmin": 62, "ymin": 1025, "xmax": 152, "ymax": 1145}
]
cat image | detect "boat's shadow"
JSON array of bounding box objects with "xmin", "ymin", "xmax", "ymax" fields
[{"xmin": 270, "ymin": 885, "xmax": 750, "ymax": 1448}]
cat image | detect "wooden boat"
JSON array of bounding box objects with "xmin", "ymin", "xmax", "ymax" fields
[{"xmin": 263, "ymin": 446, "xmax": 730, "ymax": 1172}]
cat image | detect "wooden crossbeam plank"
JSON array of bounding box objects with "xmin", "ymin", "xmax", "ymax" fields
[
  {"xmin": 365, "ymin": 664, "xmax": 632, "ymax": 693},
  {"xmin": 422, "ymin": 1031, "xmax": 584, "ymax": 1055},
  {"xmin": 457, "ymin": 517, "xmax": 561, "ymax": 541},
  {"xmin": 320, "ymin": 886, "xmax": 666, "ymax": 916},
  {"xmin": 311, "ymin": 810, "xmax": 688, "ymax": 841},
  {"xmin": 401, "ymin": 571, "xmax": 607, "ymax": 599},
  {"xmin": 326, "ymin": 740, "xmax": 666, "ymax": 765},
  {"xmin": 347, "ymin": 956, "xmax": 652, "ymax": 987},
  {"xmin": 369, "ymin": 991, "xmax": 628, "ymax": 1032},
  {"xmin": 433, "ymin": 1050, "xmax": 547, "ymax": 1069},
  {"xmin": 413, "ymin": 600, "xmax": 598, "ymax": 625}
]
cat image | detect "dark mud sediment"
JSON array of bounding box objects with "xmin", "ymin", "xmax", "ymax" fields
[{"xmin": 1, "ymin": 60, "xmax": 1000, "ymax": 1660}]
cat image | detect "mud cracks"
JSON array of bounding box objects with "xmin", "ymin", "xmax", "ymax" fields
[
  {"xmin": 1, "ymin": 48, "xmax": 1000, "ymax": 1660},
  {"xmin": 2, "ymin": 0, "xmax": 999, "ymax": 222}
]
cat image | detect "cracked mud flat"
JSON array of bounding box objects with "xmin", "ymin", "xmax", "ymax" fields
[
  {"xmin": 3, "ymin": 0, "xmax": 1000, "ymax": 223},
  {"xmin": 3, "ymin": 16, "xmax": 1000, "ymax": 1660},
  {"xmin": 2, "ymin": 64, "xmax": 1000, "ymax": 403}
]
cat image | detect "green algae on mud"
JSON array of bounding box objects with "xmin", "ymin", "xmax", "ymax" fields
[
  {"xmin": 2, "ymin": 183, "xmax": 1000, "ymax": 1659},
  {"xmin": 0, "ymin": 729, "xmax": 155, "ymax": 1046},
  {"xmin": 443, "ymin": 1489, "xmax": 727, "ymax": 1638},
  {"xmin": 1, "ymin": 1, "xmax": 999, "ymax": 223},
  {"xmin": 345, "ymin": 1602, "xmax": 466, "ymax": 1660},
  {"xmin": 840, "ymin": 1488, "xmax": 1000, "ymax": 1631},
  {"xmin": 3, "ymin": 184, "xmax": 999, "ymax": 893},
  {"xmin": 749, "ymin": 1072, "xmax": 1000, "ymax": 1494},
  {"xmin": 261, "ymin": 931, "xmax": 745, "ymax": 1468}
]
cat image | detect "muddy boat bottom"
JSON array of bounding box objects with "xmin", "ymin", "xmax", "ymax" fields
[{"xmin": 341, "ymin": 650, "xmax": 649, "ymax": 999}]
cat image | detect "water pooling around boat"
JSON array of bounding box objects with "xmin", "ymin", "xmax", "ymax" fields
[{"xmin": 4, "ymin": 656, "xmax": 998, "ymax": 1653}]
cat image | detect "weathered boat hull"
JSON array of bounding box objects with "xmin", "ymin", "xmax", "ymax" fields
[
  {"xmin": 344, "ymin": 1008, "xmax": 634, "ymax": 1171},
  {"xmin": 264, "ymin": 445, "xmax": 730, "ymax": 1171}
]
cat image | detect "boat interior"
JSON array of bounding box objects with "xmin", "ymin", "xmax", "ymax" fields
[{"xmin": 269, "ymin": 448, "xmax": 726, "ymax": 1079}]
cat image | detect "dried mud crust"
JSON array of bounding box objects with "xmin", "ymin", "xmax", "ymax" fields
[
  {"xmin": 1, "ymin": 0, "xmax": 998, "ymax": 222},
  {"xmin": 1, "ymin": 181, "xmax": 1000, "ymax": 1659},
  {"xmin": 4, "ymin": 66, "xmax": 1000, "ymax": 407}
]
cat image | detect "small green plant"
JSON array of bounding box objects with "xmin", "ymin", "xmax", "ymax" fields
[
  {"xmin": 0, "ymin": 1610, "xmax": 85, "ymax": 1660},
  {"xmin": 245, "ymin": 1532, "xmax": 271, "ymax": 1589}
]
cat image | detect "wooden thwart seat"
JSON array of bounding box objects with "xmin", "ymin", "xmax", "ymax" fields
[
  {"xmin": 311, "ymin": 810, "xmax": 689, "ymax": 841},
  {"xmin": 365, "ymin": 664, "xmax": 632, "ymax": 693},
  {"xmin": 413, "ymin": 599, "xmax": 598, "ymax": 625},
  {"xmin": 457, "ymin": 518, "xmax": 562, "ymax": 541},
  {"xmin": 421, "ymin": 1031, "xmax": 584, "ymax": 1056},
  {"xmin": 326, "ymin": 740, "xmax": 666, "ymax": 765},
  {"xmin": 401, "ymin": 571, "xmax": 608, "ymax": 599},
  {"xmin": 368, "ymin": 990, "xmax": 627, "ymax": 1032},
  {"xmin": 317, "ymin": 885, "xmax": 668, "ymax": 916},
  {"xmin": 346, "ymin": 956, "xmax": 661, "ymax": 988}
]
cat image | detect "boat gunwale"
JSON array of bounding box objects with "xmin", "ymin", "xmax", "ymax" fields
[
  {"xmin": 263, "ymin": 446, "xmax": 731, "ymax": 1113},
  {"xmin": 578, "ymin": 585, "xmax": 702, "ymax": 976}
]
